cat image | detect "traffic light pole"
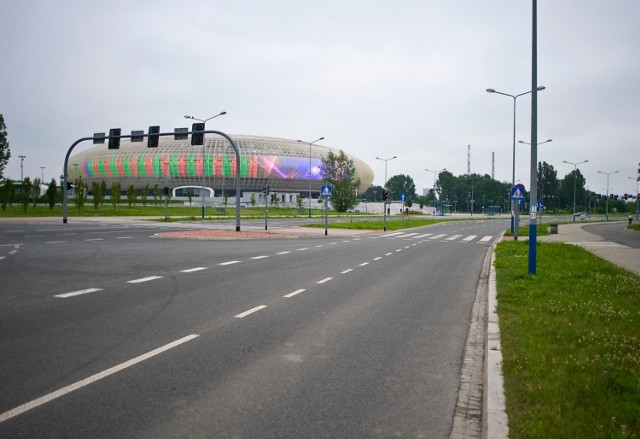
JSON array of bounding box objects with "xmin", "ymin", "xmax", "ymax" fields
[{"xmin": 62, "ymin": 128, "xmax": 243, "ymax": 231}]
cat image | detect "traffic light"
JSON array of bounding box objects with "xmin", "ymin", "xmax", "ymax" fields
[
  {"xmin": 382, "ymin": 190, "xmax": 388, "ymax": 201},
  {"xmin": 191, "ymin": 123, "xmax": 205, "ymax": 146},
  {"xmin": 148, "ymin": 126, "xmax": 160, "ymax": 148},
  {"xmin": 637, "ymin": 194, "xmax": 640, "ymax": 200},
  {"xmin": 610, "ymin": 194, "xmax": 614, "ymax": 199},
  {"xmin": 623, "ymin": 194, "xmax": 628, "ymax": 200},
  {"xmin": 66, "ymin": 181, "xmax": 74, "ymax": 190},
  {"xmin": 108, "ymin": 128, "xmax": 121, "ymax": 149}
]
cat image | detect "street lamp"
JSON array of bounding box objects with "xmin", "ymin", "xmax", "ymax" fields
[
  {"xmin": 425, "ymin": 168, "xmax": 445, "ymax": 215},
  {"xmin": 297, "ymin": 137, "xmax": 324, "ymax": 217},
  {"xmin": 563, "ymin": 159, "xmax": 588, "ymax": 222},
  {"xmin": 19, "ymin": 155, "xmax": 26, "ymax": 181},
  {"xmin": 597, "ymin": 169, "xmax": 619, "ymax": 221},
  {"xmin": 376, "ymin": 156, "xmax": 397, "ymax": 188},
  {"xmin": 486, "ymin": 85, "xmax": 546, "ymax": 234},
  {"xmin": 40, "ymin": 166, "xmax": 45, "ymax": 182},
  {"xmin": 184, "ymin": 111, "xmax": 227, "ymax": 219},
  {"xmin": 518, "ymin": 139, "xmax": 552, "ymax": 146}
]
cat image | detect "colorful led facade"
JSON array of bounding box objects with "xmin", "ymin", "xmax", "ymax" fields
[{"xmin": 68, "ymin": 134, "xmax": 374, "ymax": 195}]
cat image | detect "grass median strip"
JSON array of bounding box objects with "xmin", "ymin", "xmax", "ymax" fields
[{"xmin": 495, "ymin": 241, "xmax": 640, "ymax": 437}]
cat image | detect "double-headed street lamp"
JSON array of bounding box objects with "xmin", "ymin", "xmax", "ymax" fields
[
  {"xmin": 376, "ymin": 156, "xmax": 397, "ymax": 189},
  {"xmin": 598, "ymin": 169, "xmax": 619, "ymax": 221},
  {"xmin": 563, "ymin": 159, "xmax": 588, "ymax": 222},
  {"xmin": 486, "ymin": 86, "xmax": 546, "ymax": 233},
  {"xmin": 297, "ymin": 137, "xmax": 324, "ymax": 217},
  {"xmin": 425, "ymin": 167, "xmax": 445, "ymax": 215},
  {"xmin": 184, "ymin": 111, "xmax": 227, "ymax": 219}
]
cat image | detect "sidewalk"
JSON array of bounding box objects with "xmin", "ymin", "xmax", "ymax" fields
[{"xmin": 537, "ymin": 222, "xmax": 640, "ymax": 276}]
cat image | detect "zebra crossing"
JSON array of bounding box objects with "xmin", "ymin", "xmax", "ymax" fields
[{"xmin": 377, "ymin": 231, "xmax": 493, "ymax": 243}]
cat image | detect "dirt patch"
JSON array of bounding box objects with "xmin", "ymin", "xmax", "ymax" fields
[{"xmin": 154, "ymin": 229, "xmax": 301, "ymax": 240}]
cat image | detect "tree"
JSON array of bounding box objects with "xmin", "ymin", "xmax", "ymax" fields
[
  {"xmin": 100, "ymin": 180, "xmax": 107, "ymax": 206},
  {"xmin": 19, "ymin": 177, "xmax": 31, "ymax": 212},
  {"xmin": 0, "ymin": 114, "xmax": 11, "ymax": 179},
  {"xmin": 111, "ymin": 182, "xmax": 121, "ymax": 208},
  {"xmin": 153, "ymin": 184, "xmax": 160, "ymax": 205},
  {"xmin": 386, "ymin": 174, "xmax": 417, "ymax": 202},
  {"xmin": 141, "ymin": 183, "xmax": 149, "ymax": 206},
  {"xmin": 91, "ymin": 182, "xmax": 102, "ymax": 209},
  {"xmin": 126, "ymin": 185, "xmax": 137, "ymax": 207},
  {"xmin": 73, "ymin": 176, "xmax": 87, "ymax": 210},
  {"xmin": 363, "ymin": 184, "xmax": 385, "ymax": 201},
  {"xmin": 320, "ymin": 149, "xmax": 361, "ymax": 212},
  {"xmin": 1, "ymin": 179, "xmax": 14, "ymax": 211},
  {"xmin": 31, "ymin": 177, "xmax": 41, "ymax": 208},
  {"xmin": 45, "ymin": 178, "xmax": 58, "ymax": 211},
  {"xmin": 537, "ymin": 161, "xmax": 559, "ymax": 211},
  {"xmin": 186, "ymin": 189, "xmax": 193, "ymax": 206}
]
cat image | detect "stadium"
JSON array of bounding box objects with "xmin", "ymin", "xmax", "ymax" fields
[{"xmin": 68, "ymin": 134, "xmax": 374, "ymax": 202}]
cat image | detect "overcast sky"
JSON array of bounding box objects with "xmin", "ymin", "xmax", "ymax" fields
[{"xmin": 2, "ymin": 0, "xmax": 639, "ymax": 196}]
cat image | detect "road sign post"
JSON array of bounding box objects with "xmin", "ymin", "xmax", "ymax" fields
[
  {"xmin": 511, "ymin": 184, "xmax": 526, "ymax": 240},
  {"xmin": 320, "ymin": 185, "xmax": 332, "ymax": 236}
]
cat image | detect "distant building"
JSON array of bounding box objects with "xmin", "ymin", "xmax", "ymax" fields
[{"xmin": 68, "ymin": 134, "xmax": 374, "ymax": 197}]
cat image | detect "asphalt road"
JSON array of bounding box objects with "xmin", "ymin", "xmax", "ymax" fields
[
  {"xmin": 0, "ymin": 219, "xmax": 506, "ymax": 438},
  {"xmin": 582, "ymin": 221, "xmax": 640, "ymax": 248}
]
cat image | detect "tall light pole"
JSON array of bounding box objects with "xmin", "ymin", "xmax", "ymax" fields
[
  {"xmin": 425, "ymin": 167, "xmax": 445, "ymax": 215},
  {"xmin": 486, "ymin": 85, "xmax": 545, "ymax": 234},
  {"xmin": 184, "ymin": 111, "xmax": 227, "ymax": 219},
  {"xmin": 598, "ymin": 170, "xmax": 619, "ymax": 221},
  {"xmin": 563, "ymin": 159, "xmax": 588, "ymax": 222},
  {"xmin": 19, "ymin": 155, "xmax": 26, "ymax": 181},
  {"xmin": 40, "ymin": 166, "xmax": 45, "ymax": 182},
  {"xmin": 297, "ymin": 137, "xmax": 324, "ymax": 217},
  {"xmin": 629, "ymin": 176, "xmax": 639, "ymax": 219},
  {"xmin": 376, "ymin": 156, "xmax": 397, "ymax": 189}
]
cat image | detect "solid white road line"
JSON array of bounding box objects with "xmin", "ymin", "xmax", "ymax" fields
[
  {"xmin": 127, "ymin": 276, "xmax": 163, "ymax": 284},
  {"xmin": 317, "ymin": 277, "xmax": 333, "ymax": 284},
  {"xmin": 283, "ymin": 289, "xmax": 305, "ymax": 298},
  {"xmin": 218, "ymin": 260, "xmax": 241, "ymax": 266},
  {"xmin": 0, "ymin": 334, "xmax": 199, "ymax": 424},
  {"xmin": 55, "ymin": 288, "xmax": 103, "ymax": 299},
  {"xmin": 235, "ymin": 305, "xmax": 267, "ymax": 318},
  {"xmin": 180, "ymin": 267, "xmax": 207, "ymax": 273}
]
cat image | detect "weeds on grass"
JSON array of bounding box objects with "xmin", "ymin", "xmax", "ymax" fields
[{"xmin": 495, "ymin": 241, "xmax": 640, "ymax": 438}]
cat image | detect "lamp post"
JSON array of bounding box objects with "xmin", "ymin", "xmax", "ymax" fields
[
  {"xmin": 486, "ymin": 85, "xmax": 545, "ymax": 234},
  {"xmin": 184, "ymin": 111, "xmax": 227, "ymax": 219},
  {"xmin": 425, "ymin": 168, "xmax": 445, "ymax": 215},
  {"xmin": 375, "ymin": 156, "xmax": 397, "ymax": 231},
  {"xmin": 629, "ymin": 176, "xmax": 639, "ymax": 219},
  {"xmin": 562, "ymin": 159, "xmax": 588, "ymax": 222},
  {"xmin": 19, "ymin": 155, "xmax": 26, "ymax": 181},
  {"xmin": 297, "ymin": 137, "xmax": 324, "ymax": 218},
  {"xmin": 40, "ymin": 166, "xmax": 45, "ymax": 182},
  {"xmin": 598, "ymin": 170, "xmax": 619, "ymax": 220}
]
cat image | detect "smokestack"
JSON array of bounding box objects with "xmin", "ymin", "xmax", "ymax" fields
[{"xmin": 467, "ymin": 145, "xmax": 471, "ymax": 175}]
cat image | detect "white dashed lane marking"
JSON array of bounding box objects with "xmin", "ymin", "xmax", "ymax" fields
[
  {"xmin": 180, "ymin": 267, "xmax": 207, "ymax": 273},
  {"xmin": 55, "ymin": 288, "xmax": 103, "ymax": 299},
  {"xmin": 218, "ymin": 261, "xmax": 241, "ymax": 266},
  {"xmin": 127, "ymin": 276, "xmax": 163, "ymax": 284},
  {"xmin": 235, "ymin": 305, "xmax": 267, "ymax": 319},
  {"xmin": 283, "ymin": 289, "xmax": 305, "ymax": 298}
]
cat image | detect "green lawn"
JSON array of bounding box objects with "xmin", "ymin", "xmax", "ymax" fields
[{"xmin": 495, "ymin": 241, "xmax": 640, "ymax": 438}]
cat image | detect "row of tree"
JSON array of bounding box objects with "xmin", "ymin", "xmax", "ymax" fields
[{"xmin": 361, "ymin": 162, "xmax": 640, "ymax": 214}]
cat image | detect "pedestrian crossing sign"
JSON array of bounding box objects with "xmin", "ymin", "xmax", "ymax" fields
[
  {"xmin": 320, "ymin": 185, "xmax": 333, "ymax": 198},
  {"xmin": 511, "ymin": 185, "xmax": 526, "ymax": 200}
]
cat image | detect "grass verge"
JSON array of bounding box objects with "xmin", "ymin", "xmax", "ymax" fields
[{"xmin": 495, "ymin": 240, "xmax": 640, "ymax": 438}]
